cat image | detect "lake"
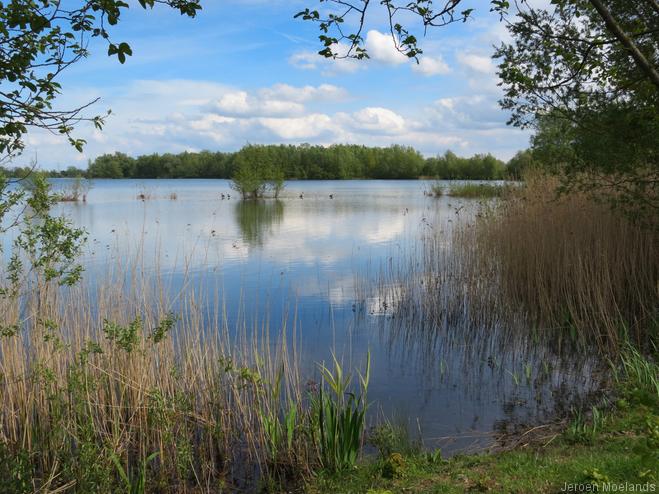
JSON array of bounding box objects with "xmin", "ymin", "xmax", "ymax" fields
[{"xmin": 46, "ymin": 178, "xmax": 599, "ymax": 454}]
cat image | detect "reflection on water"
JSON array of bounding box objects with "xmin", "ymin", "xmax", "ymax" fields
[
  {"xmin": 41, "ymin": 178, "xmax": 600, "ymax": 454},
  {"xmin": 235, "ymin": 200, "xmax": 285, "ymax": 247}
]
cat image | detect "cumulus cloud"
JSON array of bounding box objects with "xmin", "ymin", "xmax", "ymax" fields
[
  {"xmin": 425, "ymin": 95, "xmax": 506, "ymax": 131},
  {"xmin": 364, "ymin": 30, "xmax": 407, "ymax": 65},
  {"xmin": 346, "ymin": 107, "xmax": 406, "ymax": 135},
  {"xmin": 210, "ymin": 83, "xmax": 347, "ymax": 118},
  {"xmin": 213, "ymin": 90, "xmax": 305, "ymax": 118},
  {"xmin": 259, "ymin": 83, "xmax": 347, "ymax": 103},
  {"xmin": 289, "ymin": 32, "xmax": 450, "ymax": 78},
  {"xmin": 411, "ymin": 55, "xmax": 450, "ymax": 76},
  {"xmin": 456, "ymin": 52, "xmax": 495, "ymax": 74},
  {"xmin": 257, "ymin": 114, "xmax": 338, "ymax": 140}
]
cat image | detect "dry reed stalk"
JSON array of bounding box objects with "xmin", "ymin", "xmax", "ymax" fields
[
  {"xmin": 463, "ymin": 172, "xmax": 657, "ymax": 352},
  {"xmin": 0, "ymin": 255, "xmax": 312, "ymax": 491}
]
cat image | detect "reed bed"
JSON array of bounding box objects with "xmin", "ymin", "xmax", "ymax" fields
[
  {"xmin": 429, "ymin": 182, "xmax": 510, "ymax": 198},
  {"xmin": 461, "ymin": 173, "xmax": 657, "ymax": 353},
  {"xmin": 373, "ymin": 172, "xmax": 655, "ymax": 362},
  {"xmin": 0, "ymin": 263, "xmax": 369, "ymax": 492}
]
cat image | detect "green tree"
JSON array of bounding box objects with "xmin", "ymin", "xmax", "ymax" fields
[
  {"xmin": 299, "ymin": 0, "xmax": 658, "ymax": 219},
  {"xmin": 1, "ymin": 170, "xmax": 86, "ymax": 335},
  {"xmin": 496, "ymin": 3, "xmax": 658, "ymax": 128},
  {"xmin": 230, "ymin": 147, "xmax": 269, "ymax": 199},
  {"xmin": 87, "ymin": 152, "xmax": 132, "ymax": 178},
  {"xmin": 0, "ymin": 0, "xmax": 201, "ymax": 162},
  {"xmin": 495, "ymin": 1, "xmax": 658, "ymax": 220},
  {"xmin": 506, "ymin": 150, "xmax": 536, "ymax": 180}
]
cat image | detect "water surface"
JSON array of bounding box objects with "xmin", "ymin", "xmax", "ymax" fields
[{"xmin": 47, "ymin": 178, "xmax": 598, "ymax": 453}]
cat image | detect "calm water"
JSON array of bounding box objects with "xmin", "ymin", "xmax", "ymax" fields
[{"xmin": 42, "ymin": 178, "xmax": 596, "ymax": 453}]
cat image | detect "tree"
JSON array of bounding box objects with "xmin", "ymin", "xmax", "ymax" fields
[
  {"xmin": 0, "ymin": 0, "xmax": 201, "ymax": 163},
  {"xmin": 230, "ymin": 146, "xmax": 270, "ymax": 200},
  {"xmin": 505, "ymin": 149, "xmax": 536, "ymax": 180},
  {"xmin": 297, "ymin": 0, "xmax": 658, "ymax": 92},
  {"xmin": 495, "ymin": 1, "xmax": 658, "ymax": 220},
  {"xmin": 230, "ymin": 145, "xmax": 288, "ymax": 199},
  {"xmin": 0, "ymin": 1, "xmax": 202, "ymax": 335},
  {"xmin": 295, "ymin": 1, "xmax": 512, "ymax": 61},
  {"xmin": 297, "ymin": 1, "xmax": 657, "ymax": 219}
]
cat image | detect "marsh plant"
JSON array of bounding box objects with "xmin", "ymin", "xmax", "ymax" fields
[
  {"xmin": 0, "ymin": 258, "xmax": 373, "ymax": 492},
  {"xmin": 57, "ymin": 175, "xmax": 92, "ymax": 202},
  {"xmin": 0, "ymin": 173, "xmax": 371, "ymax": 491},
  {"xmin": 463, "ymin": 172, "xmax": 657, "ymax": 352},
  {"xmin": 411, "ymin": 172, "xmax": 657, "ymax": 354},
  {"xmin": 311, "ymin": 353, "xmax": 370, "ymax": 472},
  {"xmin": 428, "ymin": 182, "xmax": 511, "ymax": 198}
]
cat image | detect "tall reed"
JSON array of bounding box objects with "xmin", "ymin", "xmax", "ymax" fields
[
  {"xmin": 461, "ymin": 172, "xmax": 657, "ymax": 352},
  {"xmin": 0, "ymin": 260, "xmax": 369, "ymax": 492}
]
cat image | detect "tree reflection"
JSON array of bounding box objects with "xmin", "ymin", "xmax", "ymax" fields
[{"xmin": 234, "ymin": 200, "xmax": 284, "ymax": 247}]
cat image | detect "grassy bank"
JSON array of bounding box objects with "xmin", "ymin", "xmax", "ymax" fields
[{"xmin": 309, "ymin": 347, "xmax": 659, "ymax": 494}]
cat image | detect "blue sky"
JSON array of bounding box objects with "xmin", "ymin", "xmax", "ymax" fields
[{"xmin": 23, "ymin": 0, "xmax": 533, "ymax": 170}]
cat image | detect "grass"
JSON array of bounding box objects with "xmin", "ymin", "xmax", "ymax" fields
[
  {"xmin": 0, "ymin": 262, "xmax": 371, "ymax": 492},
  {"xmin": 429, "ymin": 182, "xmax": 509, "ymax": 198},
  {"xmin": 308, "ymin": 348, "xmax": 659, "ymax": 494}
]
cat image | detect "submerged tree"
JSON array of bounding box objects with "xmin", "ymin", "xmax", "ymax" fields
[{"xmin": 230, "ymin": 145, "xmax": 285, "ymax": 200}]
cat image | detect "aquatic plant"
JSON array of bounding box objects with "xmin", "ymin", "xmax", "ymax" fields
[
  {"xmin": 311, "ymin": 353, "xmax": 370, "ymax": 472},
  {"xmin": 459, "ymin": 172, "xmax": 657, "ymax": 352},
  {"xmin": 57, "ymin": 176, "xmax": 92, "ymax": 202},
  {"xmin": 446, "ymin": 182, "xmax": 509, "ymax": 198},
  {"xmin": 615, "ymin": 343, "xmax": 659, "ymax": 400}
]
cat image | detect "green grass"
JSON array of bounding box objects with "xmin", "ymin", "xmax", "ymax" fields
[
  {"xmin": 309, "ymin": 405, "xmax": 658, "ymax": 493},
  {"xmin": 307, "ymin": 349, "xmax": 659, "ymax": 494},
  {"xmin": 447, "ymin": 183, "xmax": 508, "ymax": 198},
  {"xmin": 429, "ymin": 183, "xmax": 510, "ymax": 198}
]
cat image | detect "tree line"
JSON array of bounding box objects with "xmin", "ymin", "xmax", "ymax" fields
[{"xmin": 0, "ymin": 144, "xmax": 518, "ymax": 181}]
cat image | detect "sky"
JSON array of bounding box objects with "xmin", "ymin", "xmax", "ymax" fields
[{"xmin": 22, "ymin": 0, "xmax": 534, "ymax": 170}]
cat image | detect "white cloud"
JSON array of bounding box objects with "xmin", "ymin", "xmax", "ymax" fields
[
  {"xmin": 209, "ymin": 83, "xmax": 349, "ymax": 119},
  {"xmin": 456, "ymin": 52, "xmax": 495, "ymax": 74},
  {"xmin": 259, "ymin": 83, "xmax": 347, "ymax": 103},
  {"xmin": 213, "ymin": 90, "xmax": 305, "ymax": 118},
  {"xmin": 364, "ymin": 30, "xmax": 407, "ymax": 65},
  {"xmin": 214, "ymin": 91, "xmax": 251, "ymax": 114},
  {"xmin": 425, "ymin": 95, "xmax": 505, "ymax": 131},
  {"xmin": 347, "ymin": 107, "xmax": 406, "ymax": 135},
  {"xmin": 258, "ymin": 114, "xmax": 337, "ymax": 140},
  {"xmin": 411, "ymin": 55, "xmax": 450, "ymax": 76},
  {"xmin": 288, "ymin": 46, "xmax": 362, "ymax": 75},
  {"xmin": 288, "ymin": 33, "xmax": 449, "ymax": 79}
]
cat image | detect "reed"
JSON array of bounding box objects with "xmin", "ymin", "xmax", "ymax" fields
[
  {"xmin": 428, "ymin": 182, "xmax": 510, "ymax": 198},
  {"xmin": 463, "ymin": 172, "xmax": 657, "ymax": 352},
  {"xmin": 0, "ymin": 260, "xmax": 370, "ymax": 492},
  {"xmin": 446, "ymin": 183, "xmax": 509, "ymax": 198},
  {"xmin": 56, "ymin": 176, "xmax": 91, "ymax": 202}
]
